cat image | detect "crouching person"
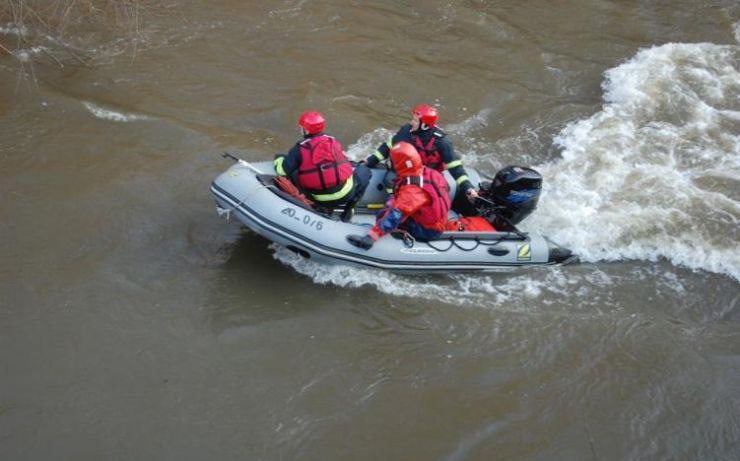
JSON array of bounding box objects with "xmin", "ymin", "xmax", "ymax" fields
[{"xmin": 347, "ymin": 142, "xmax": 451, "ymax": 250}]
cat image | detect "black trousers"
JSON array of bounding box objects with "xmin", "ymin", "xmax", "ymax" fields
[{"xmin": 304, "ymin": 163, "xmax": 372, "ymax": 209}]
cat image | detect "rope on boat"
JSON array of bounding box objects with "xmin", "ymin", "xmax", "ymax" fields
[
  {"xmin": 216, "ymin": 184, "xmax": 274, "ymax": 221},
  {"xmin": 389, "ymin": 230, "xmax": 416, "ymax": 248},
  {"xmin": 216, "ymin": 206, "xmax": 232, "ymax": 220},
  {"xmin": 423, "ymin": 234, "xmax": 510, "ymax": 253},
  {"xmin": 217, "ymin": 152, "xmax": 280, "ymax": 220},
  {"xmin": 389, "ymin": 225, "xmax": 516, "ymax": 253},
  {"xmin": 388, "ymin": 229, "xmax": 499, "ymax": 253}
]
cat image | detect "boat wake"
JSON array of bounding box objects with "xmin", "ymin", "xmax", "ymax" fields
[
  {"xmin": 527, "ymin": 42, "xmax": 740, "ymax": 282},
  {"xmin": 271, "ymin": 243, "xmax": 570, "ymax": 308},
  {"xmin": 274, "ymin": 42, "xmax": 740, "ymax": 294},
  {"xmin": 82, "ymin": 102, "xmax": 151, "ymax": 123}
]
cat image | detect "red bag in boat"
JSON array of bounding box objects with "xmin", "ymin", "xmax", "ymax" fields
[{"xmin": 445, "ymin": 216, "xmax": 496, "ymax": 232}]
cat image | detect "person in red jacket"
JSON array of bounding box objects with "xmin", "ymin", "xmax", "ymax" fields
[
  {"xmin": 347, "ymin": 142, "xmax": 451, "ymax": 250},
  {"xmin": 274, "ymin": 111, "xmax": 370, "ymax": 221},
  {"xmin": 364, "ymin": 104, "xmax": 478, "ymax": 215}
]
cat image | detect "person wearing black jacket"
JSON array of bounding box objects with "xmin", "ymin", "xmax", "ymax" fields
[
  {"xmin": 275, "ymin": 111, "xmax": 370, "ymax": 222},
  {"xmin": 364, "ymin": 104, "xmax": 478, "ymax": 215}
]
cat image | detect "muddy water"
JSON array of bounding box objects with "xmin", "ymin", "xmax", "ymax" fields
[{"xmin": 1, "ymin": 1, "xmax": 739, "ymax": 460}]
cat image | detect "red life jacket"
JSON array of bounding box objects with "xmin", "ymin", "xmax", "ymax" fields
[
  {"xmin": 297, "ymin": 135, "xmax": 353, "ymax": 191},
  {"xmin": 412, "ymin": 129, "xmax": 444, "ymax": 171},
  {"xmin": 395, "ymin": 167, "xmax": 451, "ymax": 232}
]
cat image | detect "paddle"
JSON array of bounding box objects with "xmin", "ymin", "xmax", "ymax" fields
[{"xmin": 222, "ymin": 152, "xmax": 265, "ymax": 174}]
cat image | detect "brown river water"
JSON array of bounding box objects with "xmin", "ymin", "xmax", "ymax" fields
[{"xmin": 2, "ymin": 1, "xmax": 740, "ymax": 460}]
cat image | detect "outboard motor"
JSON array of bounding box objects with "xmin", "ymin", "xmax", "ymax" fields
[{"xmin": 478, "ymin": 166, "xmax": 542, "ymax": 230}]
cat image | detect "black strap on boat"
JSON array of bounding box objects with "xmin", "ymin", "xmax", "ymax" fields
[
  {"xmin": 418, "ymin": 233, "xmax": 516, "ymax": 253},
  {"xmin": 426, "ymin": 236, "xmax": 483, "ymax": 252}
]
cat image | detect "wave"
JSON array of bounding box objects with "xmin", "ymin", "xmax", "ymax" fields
[
  {"xmin": 527, "ymin": 42, "xmax": 740, "ymax": 281},
  {"xmin": 82, "ymin": 101, "xmax": 151, "ymax": 122},
  {"xmin": 275, "ymin": 42, "xmax": 740, "ymax": 289},
  {"xmin": 271, "ymin": 244, "xmax": 574, "ymax": 308}
]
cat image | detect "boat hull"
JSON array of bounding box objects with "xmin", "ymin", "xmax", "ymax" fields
[{"xmin": 210, "ymin": 160, "xmax": 573, "ymax": 272}]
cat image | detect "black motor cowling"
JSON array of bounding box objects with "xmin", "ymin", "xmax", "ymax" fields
[{"xmin": 479, "ymin": 166, "xmax": 542, "ymax": 228}]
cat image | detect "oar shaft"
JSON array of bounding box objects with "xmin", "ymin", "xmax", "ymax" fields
[{"xmin": 223, "ymin": 152, "xmax": 265, "ymax": 174}]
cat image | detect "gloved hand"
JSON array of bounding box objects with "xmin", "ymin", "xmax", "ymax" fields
[
  {"xmin": 347, "ymin": 234, "xmax": 375, "ymax": 250},
  {"xmin": 466, "ymin": 188, "xmax": 480, "ymax": 203}
]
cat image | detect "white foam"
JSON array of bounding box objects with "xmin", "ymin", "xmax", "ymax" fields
[
  {"xmin": 272, "ymin": 244, "xmax": 593, "ymax": 309},
  {"xmin": 268, "ymin": 0, "xmax": 307, "ymax": 19},
  {"xmin": 527, "ymin": 43, "xmax": 740, "ymax": 281},
  {"xmin": 82, "ymin": 101, "xmax": 150, "ymax": 122},
  {"xmin": 344, "ymin": 128, "xmax": 393, "ymax": 161},
  {"xmin": 343, "ymin": 108, "xmax": 493, "ymax": 167},
  {"xmin": 274, "ymin": 45, "xmax": 740, "ymax": 293},
  {"xmin": 446, "ymin": 108, "xmax": 492, "ymax": 136}
]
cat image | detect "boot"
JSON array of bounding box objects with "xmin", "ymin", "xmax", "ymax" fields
[
  {"xmin": 339, "ymin": 198, "xmax": 359, "ymax": 223},
  {"xmin": 314, "ymin": 206, "xmax": 334, "ymax": 217}
]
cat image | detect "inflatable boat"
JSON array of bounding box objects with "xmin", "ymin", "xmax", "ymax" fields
[{"xmin": 210, "ymin": 154, "xmax": 575, "ymax": 272}]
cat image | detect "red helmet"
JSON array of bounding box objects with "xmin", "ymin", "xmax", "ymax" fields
[
  {"xmin": 390, "ymin": 141, "xmax": 422, "ymax": 177},
  {"xmin": 412, "ymin": 104, "xmax": 438, "ymax": 127},
  {"xmin": 298, "ymin": 111, "xmax": 326, "ymax": 134}
]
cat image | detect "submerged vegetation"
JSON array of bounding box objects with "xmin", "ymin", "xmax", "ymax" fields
[{"xmin": 1, "ymin": 0, "xmax": 174, "ymax": 80}]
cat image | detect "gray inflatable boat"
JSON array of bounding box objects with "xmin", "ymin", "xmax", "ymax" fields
[{"xmin": 210, "ymin": 155, "xmax": 574, "ymax": 272}]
